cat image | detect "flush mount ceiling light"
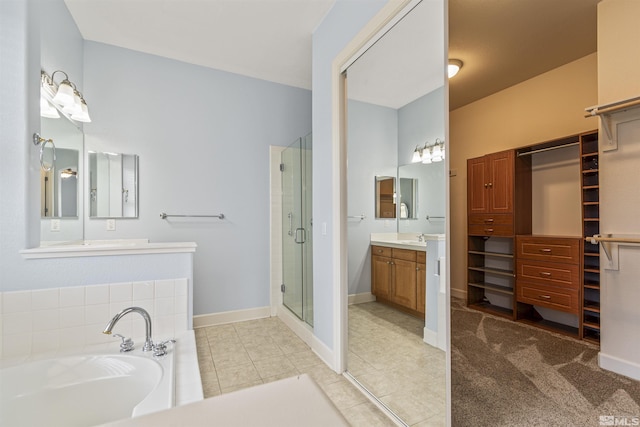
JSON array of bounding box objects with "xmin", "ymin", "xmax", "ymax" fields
[
  {"xmin": 411, "ymin": 138, "xmax": 445, "ymax": 164},
  {"xmin": 41, "ymin": 70, "xmax": 91, "ymax": 123},
  {"xmin": 448, "ymin": 59, "xmax": 463, "ymax": 79}
]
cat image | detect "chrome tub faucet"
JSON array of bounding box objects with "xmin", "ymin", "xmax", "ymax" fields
[{"xmin": 103, "ymin": 306, "xmax": 154, "ymax": 352}]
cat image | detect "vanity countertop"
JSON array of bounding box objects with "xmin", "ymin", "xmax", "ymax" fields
[
  {"xmin": 20, "ymin": 239, "xmax": 197, "ymax": 259},
  {"xmin": 370, "ymin": 233, "xmax": 445, "ymax": 251}
]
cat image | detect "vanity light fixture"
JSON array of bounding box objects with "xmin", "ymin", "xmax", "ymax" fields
[
  {"xmin": 411, "ymin": 139, "xmax": 445, "ymax": 164},
  {"xmin": 448, "ymin": 59, "xmax": 463, "ymax": 78},
  {"xmin": 41, "ymin": 70, "xmax": 91, "ymax": 122},
  {"xmin": 39, "ymin": 94, "xmax": 60, "ymax": 119}
]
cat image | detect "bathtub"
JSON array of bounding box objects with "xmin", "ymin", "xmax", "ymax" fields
[{"xmin": 0, "ymin": 347, "xmax": 175, "ymax": 427}]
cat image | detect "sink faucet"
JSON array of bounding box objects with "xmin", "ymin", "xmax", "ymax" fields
[{"xmin": 103, "ymin": 306, "xmax": 153, "ymax": 352}]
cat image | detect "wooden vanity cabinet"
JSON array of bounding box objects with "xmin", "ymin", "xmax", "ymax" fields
[{"xmin": 371, "ymin": 245, "xmax": 425, "ymax": 317}]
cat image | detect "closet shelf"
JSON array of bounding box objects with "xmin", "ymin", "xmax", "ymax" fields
[
  {"xmin": 468, "ymin": 282, "xmax": 514, "ymax": 295},
  {"xmin": 468, "ymin": 266, "xmax": 515, "ymax": 277},
  {"xmin": 584, "ymin": 268, "xmax": 600, "ymax": 273},
  {"xmin": 583, "ymin": 185, "xmax": 600, "ymax": 190},
  {"xmin": 468, "ymin": 250, "xmax": 514, "ymax": 259},
  {"xmin": 583, "ymin": 321, "xmax": 601, "ymax": 330},
  {"xmin": 583, "ymin": 303, "xmax": 600, "ymax": 313},
  {"xmin": 582, "ymin": 169, "xmax": 599, "ymax": 174},
  {"xmin": 583, "ymin": 202, "xmax": 600, "ymax": 206},
  {"xmin": 581, "ymin": 152, "xmax": 598, "ymax": 157}
]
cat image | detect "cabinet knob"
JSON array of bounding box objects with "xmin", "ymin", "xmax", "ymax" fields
[
  {"xmin": 488, "ymin": 182, "xmax": 493, "ymax": 188},
  {"xmin": 484, "ymin": 183, "xmax": 488, "ymax": 188},
  {"xmin": 378, "ymin": 249, "xmax": 383, "ymax": 253},
  {"xmin": 416, "ymin": 267, "xmax": 420, "ymax": 271}
]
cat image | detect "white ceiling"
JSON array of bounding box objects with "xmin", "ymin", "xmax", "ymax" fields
[
  {"xmin": 64, "ymin": 0, "xmax": 600, "ymax": 111},
  {"xmin": 64, "ymin": 0, "xmax": 336, "ymax": 90}
]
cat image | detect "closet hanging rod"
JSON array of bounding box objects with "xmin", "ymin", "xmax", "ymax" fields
[
  {"xmin": 516, "ymin": 142, "xmax": 579, "ymax": 157},
  {"xmin": 160, "ymin": 212, "xmax": 225, "ymax": 220},
  {"xmin": 585, "ymin": 235, "xmax": 640, "ymax": 244},
  {"xmin": 584, "ymin": 95, "xmax": 640, "ymax": 118}
]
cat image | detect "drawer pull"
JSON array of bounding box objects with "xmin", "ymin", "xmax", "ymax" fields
[
  {"xmin": 538, "ymin": 295, "xmax": 551, "ymax": 299},
  {"xmin": 539, "ymin": 272, "xmax": 552, "ymax": 277},
  {"xmin": 378, "ymin": 249, "xmax": 383, "ymax": 253},
  {"xmin": 485, "ymin": 228, "xmax": 494, "ymax": 233},
  {"xmin": 539, "ymin": 248, "xmax": 552, "ymax": 253},
  {"xmin": 484, "ymin": 218, "xmax": 494, "ymax": 223}
]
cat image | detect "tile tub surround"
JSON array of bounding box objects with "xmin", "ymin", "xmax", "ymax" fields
[{"xmin": 0, "ymin": 279, "xmax": 189, "ymax": 360}]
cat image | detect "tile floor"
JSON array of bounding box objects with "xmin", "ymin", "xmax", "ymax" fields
[
  {"xmin": 195, "ymin": 302, "xmax": 445, "ymax": 426},
  {"xmin": 348, "ymin": 302, "xmax": 446, "ymax": 426}
]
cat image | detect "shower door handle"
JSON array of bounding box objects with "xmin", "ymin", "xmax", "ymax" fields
[
  {"xmin": 288, "ymin": 212, "xmax": 293, "ymax": 236},
  {"xmin": 295, "ymin": 228, "xmax": 306, "ymax": 244}
]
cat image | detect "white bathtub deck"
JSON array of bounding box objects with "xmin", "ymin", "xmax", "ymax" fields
[{"xmin": 99, "ymin": 374, "xmax": 349, "ymax": 427}]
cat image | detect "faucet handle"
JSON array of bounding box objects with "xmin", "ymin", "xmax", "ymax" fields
[
  {"xmin": 152, "ymin": 339, "xmax": 176, "ymax": 357},
  {"xmin": 113, "ymin": 334, "xmax": 134, "ymax": 352}
]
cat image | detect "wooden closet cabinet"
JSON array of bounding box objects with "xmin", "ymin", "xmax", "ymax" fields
[
  {"xmin": 371, "ymin": 245, "xmax": 425, "ymax": 317},
  {"xmin": 467, "ymin": 150, "xmax": 521, "ymax": 237}
]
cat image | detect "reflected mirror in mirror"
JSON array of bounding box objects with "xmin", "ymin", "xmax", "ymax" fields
[
  {"xmin": 89, "ymin": 152, "xmax": 139, "ymax": 218},
  {"xmin": 398, "ymin": 161, "xmax": 446, "ymax": 234},
  {"xmin": 398, "ymin": 177, "xmax": 418, "ymax": 219},
  {"xmin": 375, "ymin": 175, "xmax": 396, "ymax": 218},
  {"xmin": 40, "ymin": 114, "xmax": 84, "ymax": 242}
]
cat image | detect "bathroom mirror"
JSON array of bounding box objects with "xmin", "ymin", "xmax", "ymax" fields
[
  {"xmin": 40, "ymin": 115, "xmax": 84, "ymax": 242},
  {"xmin": 374, "ymin": 175, "xmax": 396, "ymax": 218},
  {"xmin": 398, "ymin": 176, "xmax": 418, "ymax": 219},
  {"xmin": 88, "ymin": 152, "xmax": 139, "ymax": 218}
]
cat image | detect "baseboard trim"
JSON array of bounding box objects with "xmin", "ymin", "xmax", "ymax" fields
[
  {"xmin": 599, "ymin": 351, "xmax": 640, "ymax": 381},
  {"xmin": 193, "ymin": 306, "xmax": 271, "ymax": 328},
  {"xmin": 348, "ymin": 292, "xmax": 376, "ymax": 305},
  {"xmin": 450, "ymin": 287, "xmax": 466, "ymax": 300},
  {"xmin": 277, "ymin": 305, "xmax": 314, "ymax": 347}
]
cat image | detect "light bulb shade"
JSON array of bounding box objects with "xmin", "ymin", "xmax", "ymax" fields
[
  {"xmin": 63, "ymin": 92, "xmax": 83, "ymax": 115},
  {"xmin": 40, "ymin": 96, "xmax": 60, "ymax": 118},
  {"xmin": 52, "ymin": 80, "xmax": 75, "ymax": 106},
  {"xmin": 71, "ymin": 101, "xmax": 91, "ymax": 123},
  {"xmin": 422, "ymin": 149, "xmax": 432, "ymax": 164},
  {"xmin": 411, "ymin": 148, "xmax": 422, "ymax": 163},
  {"xmin": 448, "ymin": 59, "xmax": 463, "ymax": 78}
]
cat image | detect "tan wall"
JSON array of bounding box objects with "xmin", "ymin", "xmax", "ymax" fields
[{"xmin": 449, "ymin": 53, "xmax": 599, "ymax": 297}]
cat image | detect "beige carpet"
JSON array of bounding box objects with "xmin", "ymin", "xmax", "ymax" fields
[{"xmin": 451, "ymin": 300, "xmax": 640, "ymax": 426}]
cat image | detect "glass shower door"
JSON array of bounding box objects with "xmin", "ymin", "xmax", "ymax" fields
[{"xmin": 281, "ymin": 134, "xmax": 313, "ymax": 326}]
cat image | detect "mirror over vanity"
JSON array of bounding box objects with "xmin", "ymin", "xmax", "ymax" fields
[{"xmin": 39, "ymin": 73, "xmax": 140, "ymax": 243}]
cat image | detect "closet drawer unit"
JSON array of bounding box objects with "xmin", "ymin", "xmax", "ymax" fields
[
  {"xmin": 516, "ymin": 236, "xmax": 580, "ymax": 264},
  {"xmin": 417, "ymin": 251, "xmax": 426, "ymax": 264},
  {"xmin": 392, "ymin": 248, "xmax": 417, "ymax": 262},
  {"xmin": 372, "ymin": 246, "xmax": 392, "ymax": 257},
  {"xmin": 517, "ymin": 282, "xmax": 579, "ymax": 314},
  {"xmin": 516, "ymin": 259, "xmax": 579, "ymax": 290},
  {"xmin": 468, "ymin": 223, "xmax": 514, "ymax": 237}
]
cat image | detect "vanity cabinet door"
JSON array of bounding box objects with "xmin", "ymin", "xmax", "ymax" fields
[
  {"xmin": 372, "ymin": 255, "xmax": 392, "ymax": 300},
  {"xmin": 391, "ymin": 259, "xmax": 417, "ymax": 310},
  {"xmin": 416, "ymin": 262, "xmax": 426, "ymax": 315}
]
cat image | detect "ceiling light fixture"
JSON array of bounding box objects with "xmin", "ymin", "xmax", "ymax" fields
[{"xmin": 448, "ymin": 59, "xmax": 463, "ymax": 78}]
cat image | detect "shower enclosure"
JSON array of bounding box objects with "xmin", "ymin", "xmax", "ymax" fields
[{"xmin": 281, "ymin": 133, "xmax": 313, "ymax": 326}]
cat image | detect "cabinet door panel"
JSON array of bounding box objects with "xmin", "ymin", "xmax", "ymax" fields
[
  {"xmin": 488, "ymin": 151, "xmax": 514, "ymax": 213},
  {"xmin": 392, "ymin": 259, "xmax": 417, "ymax": 309},
  {"xmin": 467, "ymin": 157, "xmax": 489, "ymax": 214},
  {"xmin": 372, "ymin": 255, "xmax": 392, "ymax": 299},
  {"xmin": 416, "ymin": 263, "xmax": 426, "ymax": 314}
]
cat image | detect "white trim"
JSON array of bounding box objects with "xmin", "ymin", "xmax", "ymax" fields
[
  {"xmin": 423, "ymin": 327, "xmax": 439, "ymax": 348},
  {"xmin": 332, "ymin": 0, "xmax": 414, "ymax": 375},
  {"xmin": 270, "ymin": 146, "xmax": 286, "ymax": 317},
  {"xmin": 21, "ymin": 241, "xmax": 197, "ymax": 259},
  {"xmin": 599, "ymin": 352, "xmax": 640, "ymax": 381},
  {"xmin": 193, "ymin": 306, "xmax": 271, "ymax": 328},
  {"xmin": 348, "ymin": 292, "xmax": 376, "ymax": 305},
  {"xmin": 311, "ymin": 334, "xmax": 337, "ymax": 373},
  {"xmin": 277, "ymin": 305, "xmax": 315, "ymax": 347}
]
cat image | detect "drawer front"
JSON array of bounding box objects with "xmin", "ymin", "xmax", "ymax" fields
[
  {"xmin": 372, "ymin": 246, "xmax": 392, "ymax": 257},
  {"xmin": 517, "ymin": 281, "xmax": 578, "ymax": 314},
  {"xmin": 416, "ymin": 251, "xmax": 426, "ymax": 264},
  {"xmin": 517, "ymin": 236, "xmax": 580, "ymax": 264},
  {"xmin": 469, "ymin": 224, "xmax": 514, "ymax": 237},
  {"xmin": 516, "ymin": 260, "xmax": 579, "ymax": 289},
  {"xmin": 469, "ymin": 214, "xmax": 513, "ymax": 226},
  {"xmin": 392, "ymin": 248, "xmax": 417, "ymax": 262}
]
